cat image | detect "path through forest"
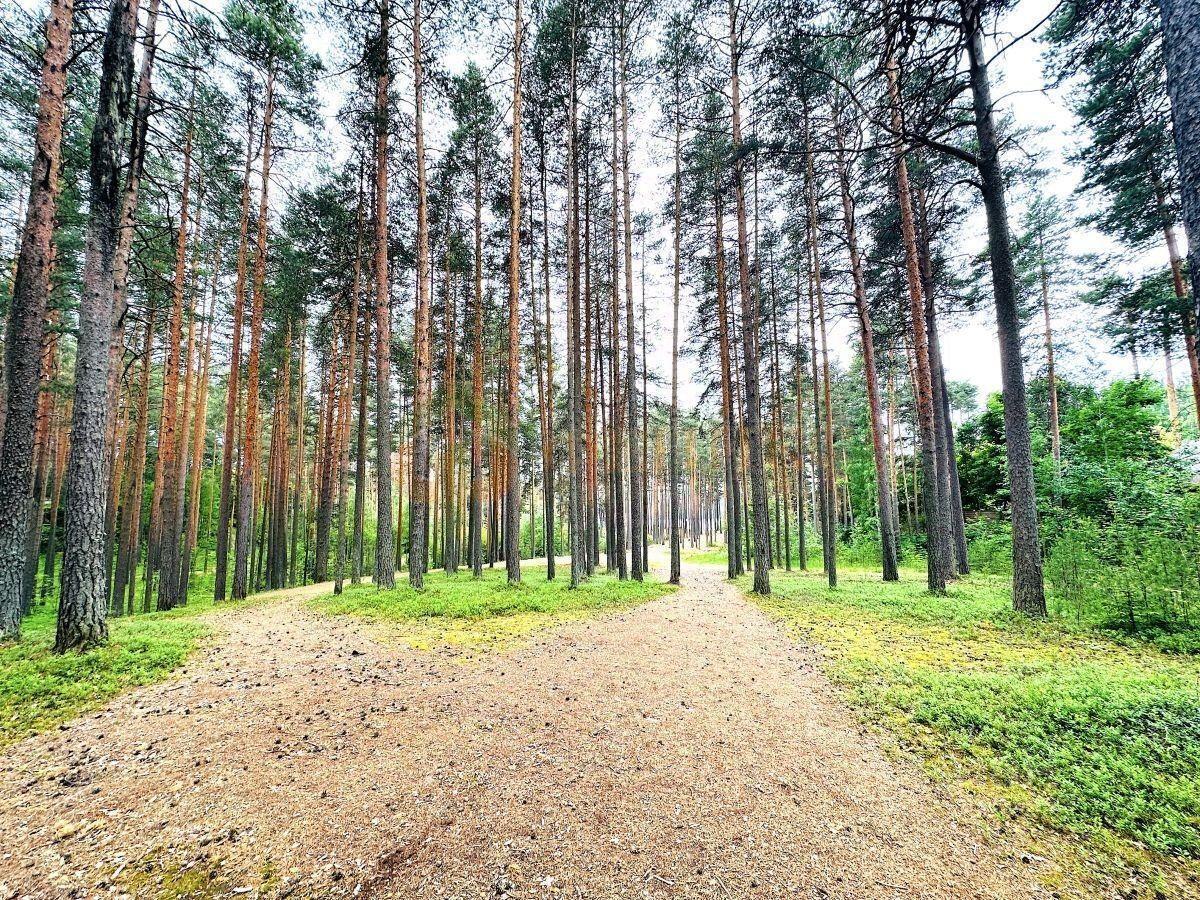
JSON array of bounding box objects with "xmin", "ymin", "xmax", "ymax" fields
[{"xmin": 0, "ymin": 560, "xmax": 1048, "ymax": 899}]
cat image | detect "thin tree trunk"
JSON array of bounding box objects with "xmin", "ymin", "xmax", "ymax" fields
[
  {"xmin": 504, "ymin": 0, "xmax": 524, "ymax": 585},
  {"xmin": 407, "ymin": 0, "xmax": 428, "ymax": 588},
  {"xmin": 1039, "ymin": 243, "xmax": 1062, "ymax": 464},
  {"xmin": 470, "ymin": 143, "xmax": 485, "ymax": 578},
  {"xmin": 619, "ymin": 18, "xmax": 643, "ymax": 581},
  {"xmin": 566, "ymin": 22, "xmax": 585, "ymax": 588},
  {"xmin": 442, "ymin": 252, "xmax": 458, "ymax": 575},
  {"xmin": 353, "ymin": 298, "xmax": 368, "ymax": 582},
  {"xmin": 234, "ymin": 66, "xmax": 275, "ymax": 601},
  {"xmin": 156, "ymin": 107, "xmax": 195, "ymax": 610},
  {"xmin": 887, "ymin": 57, "xmax": 948, "ymax": 594},
  {"xmin": 609, "ymin": 36, "xmax": 626, "ymax": 580},
  {"xmin": 215, "ymin": 91, "xmax": 255, "ymax": 603},
  {"xmin": 335, "ymin": 267, "xmax": 359, "ymax": 592},
  {"xmin": 668, "ymin": 86, "xmax": 682, "ymax": 586},
  {"xmin": 1163, "ymin": 223, "xmax": 1200, "ymax": 426},
  {"xmin": 730, "ymin": 0, "xmax": 769, "ymax": 594},
  {"xmin": 715, "ymin": 196, "xmax": 741, "ymax": 580}
]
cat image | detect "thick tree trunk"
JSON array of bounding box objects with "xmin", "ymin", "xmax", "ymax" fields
[
  {"xmin": 0, "ymin": 0, "xmax": 74, "ymax": 637},
  {"xmin": 963, "ymin": 11, "xmax": 1046, "ymax": 615},
  {"xmin": 56, "ymin": 0, "xmax": 138, "ymax": 651}
]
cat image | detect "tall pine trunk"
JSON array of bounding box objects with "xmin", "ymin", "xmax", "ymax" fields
[
  {"xmin": 215, "ymin": 91, "xmax": 255, "ymax": 602},
  {"xmin": 731, "ymin": 3, "xmax": 769, "ymax": 595},
  {"xmin": 470, "ymin": 142, "xmax": 485, "ymax": 577},
  {"xmin": 963, "ymin": 8, "xmax": 1045, "ymax": 614},
  {"xmin": 668, "ymin": 88, "xmax": 682, "ymax": 586},
  {"xmin": 156, "ymin": 108, "xmax": 194, "ymax": 610},
  {"xmin": 887, "ymin": 58, "xmax": 949, "ymax": 594},
  {"xmin": 619, "ymin": 18, "xmax": 643, "ymax": 581},
  {"xmin": 375, "ymin": 0, "xmax": 398, "ymax": 588},
  {"xmin": 56, "ymin": 0, "xmax": 138, "ymax": 651},
  {"xmin": 504, "ymin": 0, "xmax": 524, "ymax": 585},
  {"xmin": 0, "ymin": 0, "xmax": 74, "ymax": 637},
  {"xmin": 234, "ymin": 66, "xmax": 275, "ymax": 601},
  {"xmin": 715, "ymin": 196, "xmax": 742, "ymax": 579},
  {"xmin": 407, "ymin": 0, "xmax": 429, "ymax": 588}
]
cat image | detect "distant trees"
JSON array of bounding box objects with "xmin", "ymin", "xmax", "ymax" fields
[{"xmin": 7, "ymin": 0, "xmax": 1200, "ymax": 652}]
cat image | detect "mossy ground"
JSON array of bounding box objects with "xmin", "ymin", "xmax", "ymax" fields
[
  {"xmin": 309, "ymin": 563, "xmax": 675, "ymax": 654},
  {"xmin": 741, "ymin": 565, "xmax": 1200, "ymax": 897},
  {"xmin": 681, "ymin": 544, "xmax": 733, "ymax": 566},
  {"xmin": 0, "ymin": 587, "xmax": 222, "ymax": 749}
]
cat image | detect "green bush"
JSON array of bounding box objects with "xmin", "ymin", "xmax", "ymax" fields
[{"xmin": 965, "ymin": 518, "xmax": 1013, "ymax": 575}]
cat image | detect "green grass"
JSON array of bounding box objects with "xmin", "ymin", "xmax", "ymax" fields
[
  {"xmin": 682, "ymin": 544, "xmax": 741, "ymax": 566},
  {"xmin": 310, "ymin": 563, "xmax": 675, "ymax": 652},
  {"xmin": 0, "ymin": 583, "xmax": 225, "ymax": 749},
  {"xmin": 741, "ymin": 567, "xmax": 1200, "ymax": 892}
]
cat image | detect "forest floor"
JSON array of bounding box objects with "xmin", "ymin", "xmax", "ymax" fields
[{"xmin": 0, "ymin": 555, "xmax": 1051, "ymax": 900}]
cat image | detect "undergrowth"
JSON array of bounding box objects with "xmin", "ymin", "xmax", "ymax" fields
[
  {"xmin": 741, "ymin": 567, "xmax": 1200, "ymax": 896},
  {"xmin": 0, "ymin": 594, "xmax": 217, "ymax": 748}
]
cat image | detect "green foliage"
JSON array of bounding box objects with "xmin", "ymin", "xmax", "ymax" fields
[
  {"xmin": 960, "ymin": 378, "xmax": 1200, "ymax": 640},
  {"xmin": 745, "ymin": 567, "xmax": 1200, "ymax": 868},
  {"xmin": 965, "ymin": 518, "xmax": 1013, "ymax": 575},
  {"xmin": 956, "ymin": 393, "xmax": 1010, "ymax": 512},
  {"xmin": 1043, "ymin": 4, "xmax": 1177, "ymax": 250}
]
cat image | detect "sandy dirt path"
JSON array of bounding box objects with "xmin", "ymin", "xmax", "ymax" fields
[{"xmin": 0, "ymin": 560, "xmax": 1047, "ymax": 899}]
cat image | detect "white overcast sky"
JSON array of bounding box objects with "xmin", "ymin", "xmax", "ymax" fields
[{"xmin": 12, "ymin": 0, "xmax": 1168, "ymax": 414}]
